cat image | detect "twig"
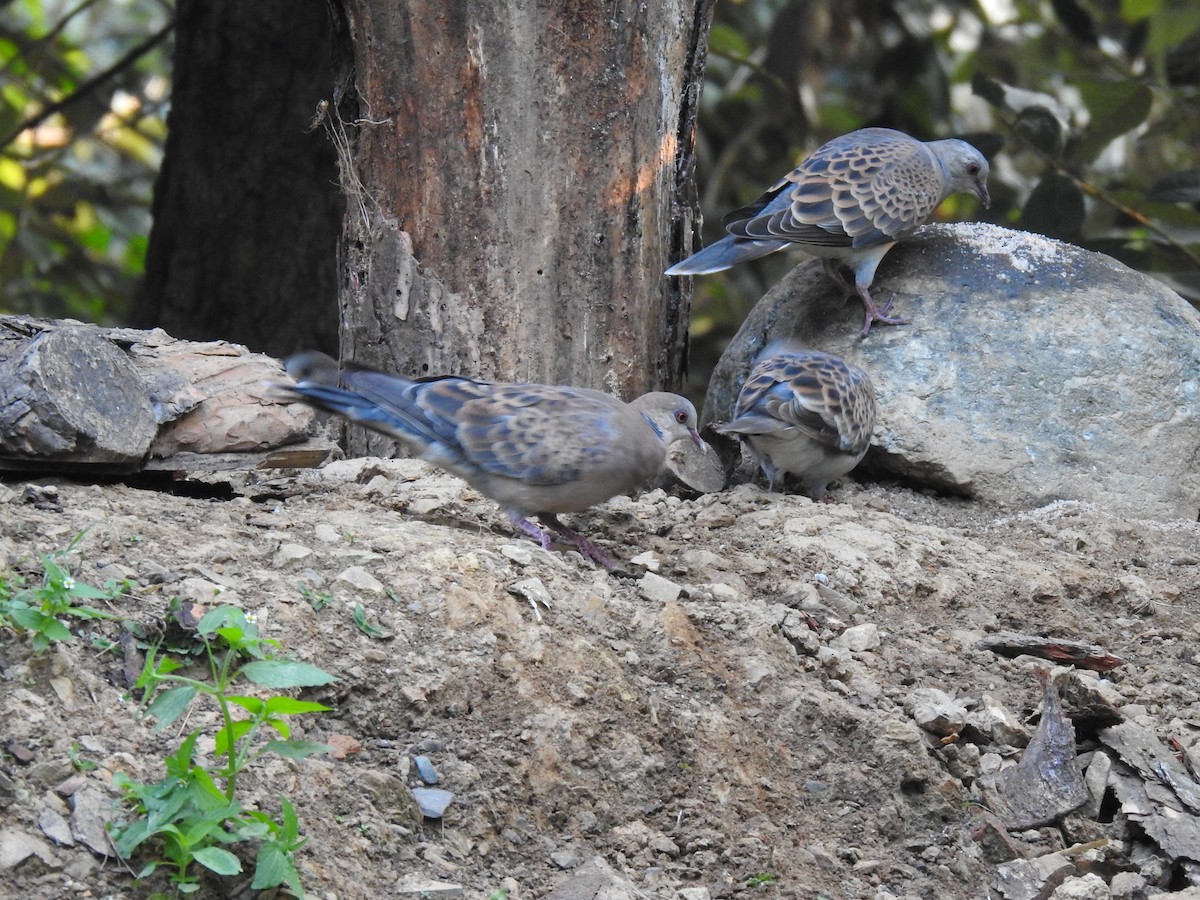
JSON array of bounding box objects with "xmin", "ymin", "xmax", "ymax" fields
[
  {"xmin": 0, "ymin": 0, "xmax": 103, "ymax": 80},
  {"xmin": 0, "ymin": 18, "xmax": 175, "ymax": 150},
  {"xmin": 706, "ymin": 45, "xmax": 790, "ymax": 97},
  {"xmin": 1003, "ymin": 117, "xmax": 1200, "ymax": 271}
]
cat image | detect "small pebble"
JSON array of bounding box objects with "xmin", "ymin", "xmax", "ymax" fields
[{"xmin": 413, "ymin": 755, "xmax": 438, "ymax": 785}]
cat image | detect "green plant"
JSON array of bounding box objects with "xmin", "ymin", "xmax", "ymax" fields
[
  {"xmin": 69, "ymin": 742, "xmax": 99, "ymax": 773},
  {"xmin": 746, "ymin": 872, "xmax": 778, "ymax": 887},
  {"xmin": 351, "ymin": 602, "xmax": 384, "ymax": 638},
  {"xmin": 0, "ymin": 535, "xmax": 124, "ymax": 652},
  {"xmin": 111, "ymin": 606, "xmax": 335, "ymax": 896},
  {"xmin": 299, "ymin": 586, "xmax": 333, "ymax": 611}
]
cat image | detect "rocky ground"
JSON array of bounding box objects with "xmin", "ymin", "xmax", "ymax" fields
[{"xmin": 1, "ymin": 458, "xmax": 1198, "ymax": 900}]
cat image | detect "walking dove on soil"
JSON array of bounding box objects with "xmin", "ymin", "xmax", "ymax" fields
[
  {"xmin": 715, "ymin": 345, "xmax": 876, "ymax": 499},
  {"xmin": 666, "ymin": 127, "xmax": 991, "ymax": 334},
  {"xmin": 276, "ymin": 353, "xmax": 706, "ymax": 570}
]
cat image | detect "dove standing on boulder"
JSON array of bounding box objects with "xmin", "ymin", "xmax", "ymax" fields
[
  {"xmin": 276, "ymin": 353, "xmax": 706, "ymax": 570},
  {"xmin": 666, "ymin": 127, "xmax": 991, "ymax": 334},
  {"xmin": 716, "ymin": 345, "xmax": 876, "ymax": 500}
]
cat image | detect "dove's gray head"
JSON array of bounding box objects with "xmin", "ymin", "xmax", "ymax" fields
[
  {"xmin": 930, "ymin": 138, "xmax": 991, "ymax": 209},
  {"xmin": 631, "ymin": 392, "xmax": 706, "ymax": 450}
]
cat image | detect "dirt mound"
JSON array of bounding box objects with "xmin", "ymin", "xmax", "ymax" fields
[{"xmin": 1, "ymin": 463, "xmax": 1198, "ymax": 898}]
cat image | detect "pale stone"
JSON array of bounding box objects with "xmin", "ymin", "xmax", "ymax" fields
[
  {"xmin": 1048, "ymin": 873, "xmax": 1109, "ymax": 900},
  {"xmin": 274, "ymin": 542, "xmax": 313, "ymax": 568},
  {"xmin": 70, "ymin": 786, "xmax": 114, "ymax": 856},
  {"xmin": 832, "ymin": 623, "xmax": 881, "ymax": 652},
  {"xmin": 628, "ymin": 550, "xmax": 661, "ymax": 572},
  {"xmin": 335, "ymin": 565, "xmax": 384, "ymax": 593},
  {"xmin": 967, "ymin": 693, "xmax": 1032, "ymax": 747},
  {"xmin": 37, "ymin": 805, "xmax": 73, "ymax": 847},
  {"xmin": 905, "ymin": 687, "xmax": 967, "ymax": 737},
  {"xmin": 314, "ymin": 522, "xmax": 341, "ymax": 543},
  {"xmin": 0, "ymin": 827, "xmax": 59, "ymax": 869},
  {"xmin": 639, "ymin": 572, "xmax": 682, "ymax": 603}
]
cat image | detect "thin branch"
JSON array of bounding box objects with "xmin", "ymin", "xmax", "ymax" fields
[
  {"xmin": 1004, "ymin": 117, "xmax": 1200, "ymax": 271},
  {"xmin": 0, "ymin": 18, "xmax": 175, "ymax": 150},
  {"xmin": 0, "ymin": 0, "xmax": 103, "ymax": 80},
  {"xmin": 706, "ymin": 45, "xmax": 791, "ymax": 97}
]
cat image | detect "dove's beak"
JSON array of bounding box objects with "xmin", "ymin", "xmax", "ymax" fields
[
  {"xmin": 976, "ymin": 182, "xmax": 991, "ymax": 209},
  {"xmin": 688, "ymin": 427, "xmax": 707, "ymax": 451}
]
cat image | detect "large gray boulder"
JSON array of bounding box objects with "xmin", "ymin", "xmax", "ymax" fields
[{"xmin": 703, "ymin": 223, "xmax": 1200, "ymax": 522}]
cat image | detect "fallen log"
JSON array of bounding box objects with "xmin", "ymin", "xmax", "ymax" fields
[{"xmin": 0, "ymin": 315, "xmax": 329, "ymax": 473}]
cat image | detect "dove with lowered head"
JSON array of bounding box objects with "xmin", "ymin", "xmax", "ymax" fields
[
  {"xmin": 276, "ymin": 352, "xmax": 706, "ymax": 570},
  {"xmin": 716, "ymin": 345, "xmax": 876, "ymax": 499}
]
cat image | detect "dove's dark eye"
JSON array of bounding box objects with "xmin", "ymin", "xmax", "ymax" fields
[
  {"xmin": 675, "ymin": 410, "xmax": 688, "ymax": 424},
  {"xmin": 967, "ymin": 163, "xmax": 980, "ymax": 176}
]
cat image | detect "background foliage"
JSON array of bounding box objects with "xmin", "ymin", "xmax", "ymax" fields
[
  {"xmin": 1, "ymin": 0, "xmax": 1198, "ymax": 377},
  {"xmin": 688, "ymin": 0, "xmax": 1200, "ymax": 390},
  {"xmin": 0, "ymin": 0, "xmax": 171, "ymax": 323}
]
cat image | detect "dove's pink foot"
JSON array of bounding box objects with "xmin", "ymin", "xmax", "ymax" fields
[
  {"xmin": 542, "ymin": 514, "xmax": 622, "ymax": 572},
  {"xmin": 512, "ymin": 512, "xmax": 622, "ymax": 571},
  {"xmin": 512, "ymin": 515, "xmax": 555, "ymax": 552},
  {"xmin": 857, "ymin": 286, "xmax": 908, "ymax": 336},
  {"xmin": 820, "ymin": 261, "xmax": 908, "ymax": 335}
]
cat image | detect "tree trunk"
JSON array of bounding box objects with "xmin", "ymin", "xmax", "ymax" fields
[
  {"xmin": 133, "ymin": 0, "xmax": 350, "ymax": 359},
  {"xmin": 336, "ymin": 0, "xmax": 713, "ymax": 455}
]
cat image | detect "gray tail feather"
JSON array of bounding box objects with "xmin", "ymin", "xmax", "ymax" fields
[{"xmin": 665, "ymin": 236, "xmax": 788, "ymax": 276}]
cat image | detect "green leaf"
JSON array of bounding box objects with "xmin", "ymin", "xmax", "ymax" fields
[
  {"xmin": 197, "ymin": 605, "xmax": 242, "ymax": 635},
  {"xmin": 263, "ymin": 740, "xmax": 332, "ymax": 760},
  {"xmin": 41, "ymin": 556, "xmax": 68, "ymax": 584},
  {"xmin": 146, "ymin": 685, "xmax": 197, "ymax": 732},
  {"xmin": 240, "ymin": 660, "xmax": 335, "ymax": 688},
  {"xmin": 263, "ymin": 697, "xmax": 331, "ymax": 716},
  {"xmin": 39, "ymin": 618, "xmax": 73, "ymax": 643},
  {"xmin": 1072, "ymin": 80, "xmax": 1154, "ymax": 164},
  {"xmin": 708, "ymin": 23, "xmax": 750, "ymax": 58},
  {"xmin": 279, "ymin": 796, "xmax": 301, "ymax": 842},
  {"xmin": 192, "ymin": 846, "xmax": 243, "ymax": 876},
  {"xmin": 132, "ymin": 861, "xmax": 159, "ymax": 879},
  {"xmin": 68, "ymin": 583, "xmax": 109, "ymax": 600},
  {"xmin": 227, "ymin": 816, "xmax": 272, "ymax": 840},
  {"xmin": 214, "ymin": 719, "xmax": 256, "ymax": 758},
  {"xmin": 251, "ymin": 841, "xmax": 293, "ymax": 891},
  {"xmin": 226, "ymin": 695, "xmax": 265, "ymax": 716},
  {"xmin": 8, "ymin": 606, "xmax": 45, "ymax": 630},
  {"xmin": 215, "ymin": 625, "xmax": 248, "ymax": 646},
  {"xmin": 188, "ymin": 769, "xmax": 232, "ymax": 812},
  {"xmin": 110, "ymin": 816, "xmax": 153, "ymax": 856},
  {"xmin": 166, "ymin": 731, "xmax": 201, "ymax": 774},
  {"xmin": 145, "ymin": 786, "xmax": 191, "ymax": 832},
  {"xmin": 154, "ymin": 656, "xmax": 184, "ymax": 677},
  {"xmin": 352, "ymin": 603, "xmax": 385, "ymax": 638},
  {"xmin": 1122, "ymin": 0, "xmax": 1159, "ymax": 19}
]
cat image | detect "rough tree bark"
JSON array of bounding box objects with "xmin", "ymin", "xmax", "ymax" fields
[
  {"xmin": 132, "ymin": 0, "xmax": 349, "ymax": 359},
  {"xmin": 334, "ymin": 0, "xmax": 714, "ymax": 456}
]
